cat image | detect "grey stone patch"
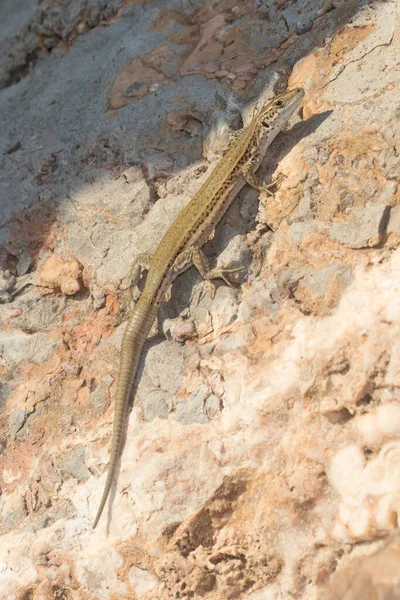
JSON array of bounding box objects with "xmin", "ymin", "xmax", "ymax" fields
[
  {"xmin": 33, "ymin": 249, "xmax": 53, "ymax": 272},
  {"xmin": 291, "ymin": 193, "xmax": 315, "ymax": 223},
  {"xmin": 204, "ymin": 394, "xmax": 221, "ymax": 419},
  {"xmin": 29, "ymin": 542, "xmax": 51, "ymax": 566},
  {"xmin": 16, "ymin": 249, "xmax": 33, "ymax": 276},
  {"xmin": 72, "ymin": 132, "xmax": 124, "ymax": 170},
  {"xmin": 302, "ymin": 264, "xmax": 354, "ymax": 298},
  {"xmin": 278, "ymin": 4, "xmax": 315, "ymax": 42},
  {"xmin": 199, "ymin": 341, "xmax": 217, "ymax": 357},
  {"xmin": 58, "ymin": 413, "xmax": 74, "ymax": 435},
  {"xmin": 281, "ymin": 0, "xmax": 321, "ymax": 33},
  {"xmin": 290, "ymin": 168, "xmax": 320, "ymax": 223},
  {"xmin": 0, "ymin": 330, "xmax": 57, "ymax": 367},
  {"xmin": 31, "ymin": 380, "xmax": 52, "ymax": 404},
  {"xmin": 144, "ymin": 150, "xmax": 175, "ymax": 181},
  {"xmin": 181, "ymin": 0, "xmax": 206, "ymax": 14},
  {"xmin": 105, "ymin": 321, "xmax": 126, "ymax": 351},
  {"xmin": 0, "ymin": 495, "xmax": 27, "ymax": 535},
  {"xmin": 0, "ymin": 227, "xmax": 11, "ymax": 250},
  {"xmin": 22, "ymin": 514, "xmax": 50, "ymax": 534},
  {"xmin": 0, "ymin": 0, "xmax": 127, "ymax": 89},
  {"xmin": 295, "ymin": 18, "xmax": 313, "ymax": 35},
  {"xmin": 255, "ymin": 228, "xmax": 274, "ymax": 261},
  {"xmin": 387, "ymin": 205, "xmax": 400, "ymax": 236},
  {"xmin": 91, "ymin": 286, "xmax": 107, "ymax": 311},
  {"xmin": 64, "ymin": 167, "xmax": 152, "ymax": 220},
  {"xmin": 37, "ymin": 1, "xmax": 125, "ymax": 42},
  {"xmin": 225, "ymin": 12, "xmax": 285, "ymax": 51},
  {"xmin": 8, "ymin": 386, "xmax": 50, "ymax": 439},
  {"xmin": 0, "ymin": 165, "xmax": 39, "ymax": 225},
  {"xmin": 62, "ymin": 315, "xmax": 82, "ymax": 328},
  {"xmin": 277, "ymin": 267, "xmax": 309, "ymax": 300},
  {"xmin": 0, "ymin": 5, "xmax": 177, "ymax": 225},
  {"xmin": 187, "ymin": 304, "xmax": 212, "ymax": 336},
  {"xmin": 89, "ymin": 383, "xmax": 108, "ymax": 413},
  {"xmin": 209, "ymin": 221, "xmax": 249, "ymax": 261},
  {"xmin": 0, "ymin": 0, "xmax": 38, "ymax": 44},
  {"xmin": 61, "ymin": 361, "xmax": 81, "ymax": 377},
  {"xmin": 174, "ymin": 386, "xmax": 209, "ymax": 425},
  {"xmin": 94, "ymin": 187, "xmax": 190, "ymax": 284},
  {"xmin": 142, "ymin": 389, "xmax": 173, "ymax": 421},
  {"xmin": 7, "ymin": 272, "xmax": 36, "ymax": 298},
  {"xmin": 216, "ymin": 234, "xmax": 252, "ymax": 280},
  {"xmin": 0, "ymin": 381, "xmax": 11, "ymax": 413},
  {"xmin": 326, "ymin": 3, "xmax": 396, "ymax": 105},
  {"xmin": 164, "ymin": 317, "xmax": 196, "ymax": 343},
  {"xmin": 329, "ymin": 201, "xmax": 387, "ymax": 249},
  {"xmin": 240, "ymin": 187, "xmax": 259, "ymax": 222},
  {"xmin": 57, "ymin": 447, "xmax": 91, "ymax": 482},
  {"xmin": 378, "ymin": 130, "xmax": 400, "ymax": 181},
  {"xmin": 37, "ymin": 183, "xmax": 63, "ymax": 205},
  {"xmin": 169, "ymin": 267, "xmax": 200, "ymax": 316},
  {"xmin": 8, "ymin": 290, "xmax": 67, "ymax": 331},
  {"xmin": 63, "ymin": 222, "xmax": 110, "ymax": 266},
  {"xmin": 313, "ymin": 146, "xmax": 331, "ymax": 166},
  {"xmin": 22, "ymin": 507, "xmax": 75, "ymax": 534},
  {"xmin": 209, "ymin": 287, "xmax": 240, "ymax": 331},
  {"xmin": 161, "ymin": 157, "xmax": 213, "ymax": 199},
  {"xmin": 378, "ymin": 181, "xmax": 398, "ymax": 206},
  {"xmin": 0, "ymin": 269, "xmax": 16, "ymax": 303},
  {"xmin": 237, "ymin": 276, "xmax": 281, "ymax": 322},
  {"xmin": 217, "ymin": 324, "xmax": 255, "ymax": 354},
  {"xmin": 101, "ymin": 374, "xmax": 114, "ymax": 388},
  {"xmin": 249, "ymin": 68, "xmax": 281, "ymax": 100},
  {"xmin": 337, "ymin": 190, "xmax": 356, "ymax": 213},
  {"xmin": 203, "ymin": 109, "xmax": 235, "ymax": 161},
  {"xmin": 122, "ymin": 166, "xmax": 153, "ymax": 204},
  {"xmin": 143, "ymin": 340, "xmax": 189, "ymax": 396},
  {"xmin": 8, "ymin": 407, "xmax": 28, "ymax": 440},
  {"xmin": 299, "ymin": 171, "xmax": 309, "ymax": 183},
  {"xmin": 288, "ymin": 221, "xmax": 321, "ymax": 246}
]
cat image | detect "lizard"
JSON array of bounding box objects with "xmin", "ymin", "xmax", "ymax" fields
[{"xmin": 92, "ymin": 86, "xmax": 305, "ymax": 528}]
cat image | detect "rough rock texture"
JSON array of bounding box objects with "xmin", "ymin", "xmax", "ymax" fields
[
  {"xmin": 1, "ymin": 0, "xmax": 400, "ymax": 599},
  {"xmin": 323, "ymin": 535, "xmax": 400, "ymax": 600}
]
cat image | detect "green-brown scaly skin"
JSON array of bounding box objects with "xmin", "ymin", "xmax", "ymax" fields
[{"xmin": 92, "ymin": 87, "xmax": 305, "ymax": 528}]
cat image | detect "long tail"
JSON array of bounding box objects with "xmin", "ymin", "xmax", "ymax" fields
[{"xmin": 92, "ymin": 297, "xmax": 158, "ymax": 528}]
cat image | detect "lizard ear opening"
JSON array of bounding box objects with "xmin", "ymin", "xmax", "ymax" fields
[{"xmin": 262, "ymin": 121, "xmax": 270, "ymax": 128}]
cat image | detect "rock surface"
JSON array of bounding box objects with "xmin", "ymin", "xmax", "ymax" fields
[{"xmin": 1, "ymin": 0, "xmax": 400, "ymax": 599}]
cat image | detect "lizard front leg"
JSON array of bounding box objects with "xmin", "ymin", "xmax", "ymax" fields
[{"xmin": 241, "ymin": 159, "xmax": 285, "ymax": 196}]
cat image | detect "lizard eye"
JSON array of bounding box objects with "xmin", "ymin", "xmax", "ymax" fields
[{"xmin": 275, "ymin": 100, "xmax": 283, "ymax": 107}]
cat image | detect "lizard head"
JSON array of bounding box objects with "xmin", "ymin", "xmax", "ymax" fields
[{"xmin": 259, "ymin": 87, "xmax": 305, "ymax": 130}]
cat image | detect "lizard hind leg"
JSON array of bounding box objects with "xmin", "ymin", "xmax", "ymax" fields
[
  {"xmin": 172, "ymin": 246, "xmax": 244, "ymax": 300},
  {"xmin": 191, "ymin": 246, "xmax": 244, "ymax": 299}
]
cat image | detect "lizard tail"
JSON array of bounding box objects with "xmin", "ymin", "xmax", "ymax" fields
[{"xmin": 92, "ymin": 298, "xmax": 158, "ymax": 529}]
